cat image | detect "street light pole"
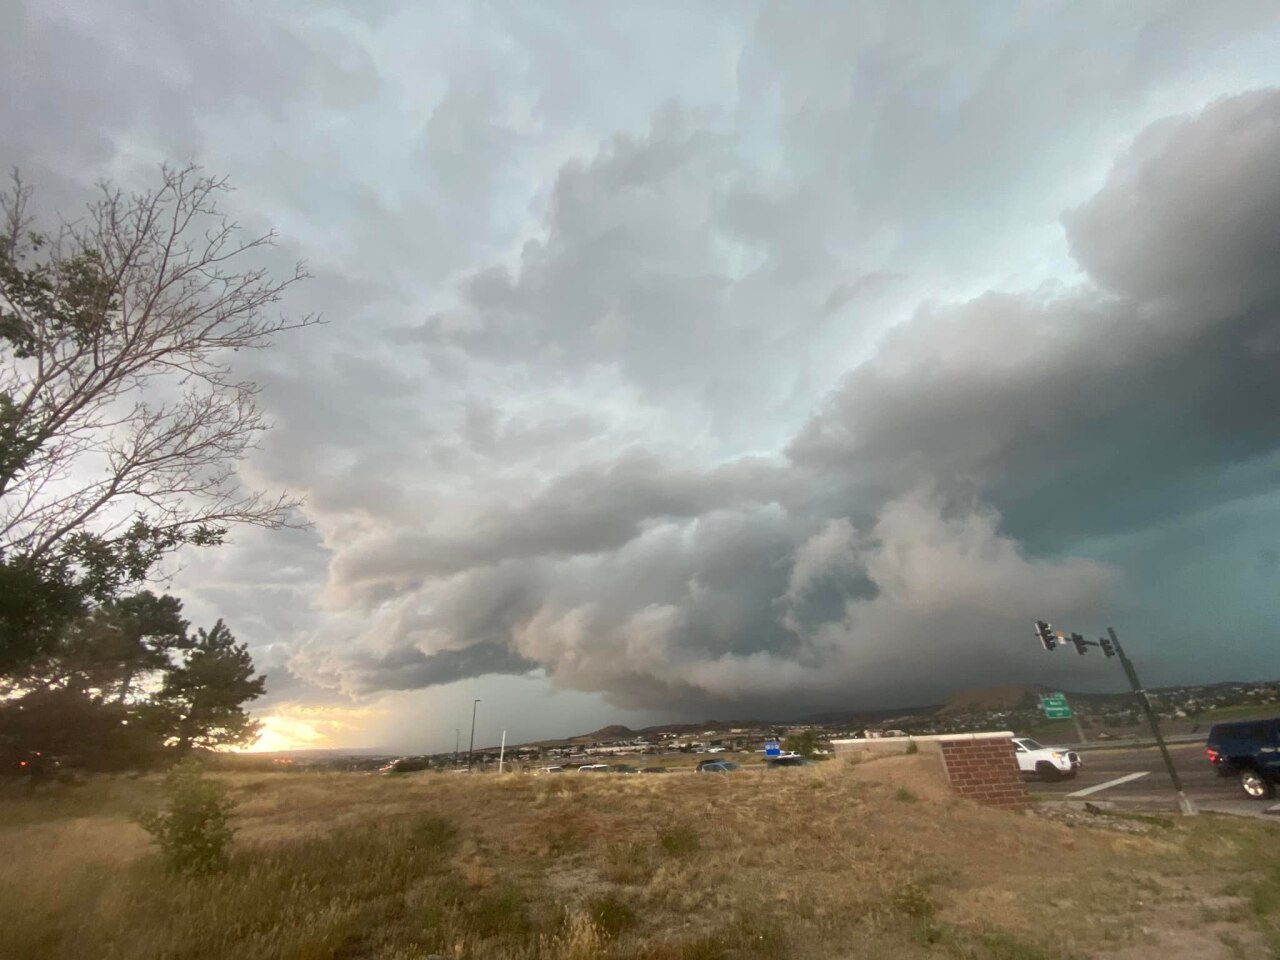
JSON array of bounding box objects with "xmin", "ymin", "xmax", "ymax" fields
[
  {"xmin": 467, "ymin": 699, "xmax": 480, "ymax": 772},
  {"xmin": 1107, "ymin": 627, "xmax": 1196, "ymax": 816},
  {"xmin": 453, "ymin": 728, "xmax": 460, "ymax": 768}
]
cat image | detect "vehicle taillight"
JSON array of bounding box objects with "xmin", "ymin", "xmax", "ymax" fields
[{"xmin": 1206, "ymin": 747, "xmax": 1219, "ymax": 763}]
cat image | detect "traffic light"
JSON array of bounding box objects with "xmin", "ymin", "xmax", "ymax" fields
[
  {"xmin": 1034, "ymin": 620, "xmax": 1057, "ymax": 651},
  {"xmin": 1070, "ymin": 633, "xmax": 1089, "ymax": 655},
  {"xmin": 1098, "ymin": 634, "xmax": 1116, "ymax": 658}
]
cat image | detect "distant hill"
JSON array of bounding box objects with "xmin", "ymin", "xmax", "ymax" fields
[
  {"xmin": 573, "ymin": 724, "xmax": 637, "ymax": 741},
  {"xmin": 937, "ymin": 685, "xmax": 1046, "ymax": 715},
  {"xmin": 799, "ymin": 704, "xmax": 943, "ymax": 725}
]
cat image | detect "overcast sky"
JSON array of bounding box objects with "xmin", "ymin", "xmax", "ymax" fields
[{"xmin": 5, "ymin": 1, "xmax": 1280, "ymax": 752}]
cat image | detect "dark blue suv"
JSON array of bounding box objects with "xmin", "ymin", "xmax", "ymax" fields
[{"xmin": 1206, "ymin": 718, "xmax": 1280, "ymax": 800}]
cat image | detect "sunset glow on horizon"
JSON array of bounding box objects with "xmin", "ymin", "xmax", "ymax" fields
[{"xmin": 243, "ymin": 705, "xmax": 381, "ymax": 753}]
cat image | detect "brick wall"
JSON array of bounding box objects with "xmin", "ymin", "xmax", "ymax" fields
[
  {"xmin": 831, "ymin": 731, "xmax": 1029, "ymax": 810},
  {"xmin": 935, "ymin": 734, "xmax": 1028, "ymax": 809}
]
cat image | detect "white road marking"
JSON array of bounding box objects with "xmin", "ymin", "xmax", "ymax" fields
[
  {"xmin": 1066, "ymin": 771, "xmax": 1150, "ymax": 798},
  {"xmin": 1267, "ymin": 802, "xmax": 1280, "ymax": 814}
]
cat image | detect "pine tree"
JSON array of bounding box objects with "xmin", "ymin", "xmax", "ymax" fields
[{"xmin": 158, "ymin": 620, "xmax": 265, "ymax": 753}]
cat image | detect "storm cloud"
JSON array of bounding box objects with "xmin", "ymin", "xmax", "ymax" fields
[
  {"xmin": 5, "ymin": 2, "xmax": 1279, "ymax": 745},
  {"xmin": 309, "ymin": 88, "xmax": 1279, "ymax": 714}
]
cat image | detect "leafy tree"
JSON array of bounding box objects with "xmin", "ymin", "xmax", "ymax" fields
[
  {"xmin": 0, "ymin": 685, "xmax": 165, "ymax": 771},
  {"xmin": 0, "ymin": 165, "xmax": 314, "ymax": 675},
  {"xmin": 0, "ymin": 590, "xmax": 188, "ymax": 770},
  {"xmin": 0, "ymin": 553, "xmax": 85, "ymax": 676},
  {"xmin": 782, "ymin": 729, "xmax": 820, "ymax": 759},
  {"xmin": 79, "ymin": 591, "xmax": 189, "ymax": 703},
  {"xmin": 9, "ymin": 591, "xmax": 187, "ymax": 698},
  {"xmin": 157, "ymin": 620, "xmax": 265, "ymax": 753}
]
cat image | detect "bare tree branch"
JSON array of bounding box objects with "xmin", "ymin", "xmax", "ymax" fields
[{"xmin": 0, "ymin": 163, "xmax": 318, "ymax": 586}]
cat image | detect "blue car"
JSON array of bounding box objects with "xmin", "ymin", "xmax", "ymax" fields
[{"xmin": 1206, "ymin": 718, "xmax": 1280, "ymax": 799}]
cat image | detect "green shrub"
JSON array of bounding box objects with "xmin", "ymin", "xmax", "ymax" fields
[
  {"xmin": 894, "ymin": 787, "xmax": 918, "ymax": 803},
  {"xmin": 137, "ymin": 760, "xmax": 236, "ymax": 874},
  {"xmin": 904, "ymin": 740, "xmax": 919, "ymax": 755}
]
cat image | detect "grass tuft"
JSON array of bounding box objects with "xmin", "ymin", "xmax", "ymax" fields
[
  {"xmin": 410, "ymin": 813, "xmax": 458, "ymax": 851},
  {"xmin": 586, "ymin": 891, "xmax": 636, "ymax": 938},
  {"xmin": 602, "ymin": 839, "xmax": 650, "ymax": 884},
  {"xmin": 891, "ymin": 880, "xmax": 934, "ymax": 919},
  {"xmin": 656, "ymin": 823, "xmax": 700, "ymax": 857}
]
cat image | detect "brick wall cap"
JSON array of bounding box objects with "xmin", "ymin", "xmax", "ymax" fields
[{"xmin": 831, "ymin": 731, "xmax": 1015, "ymax": 745}]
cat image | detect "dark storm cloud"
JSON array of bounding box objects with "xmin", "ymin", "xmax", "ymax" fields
[
  {"xmin": 347, "ymin": 642, "xmax": 537, "ymax": 693},
  {"xmin": 331, "ymin": 87, "xmax": 1280, "ymax": 711},
  {"xmin": 334, "ymin": 489, "xmax": 1114, "ymax": 712},
  {"xmin": 1064, "ymin": 88, "xmax": 1280, "ymax": 312},
  {"xmin": 794, "ymin": 89, "xmax": 1280, "ymax": 549},
  {"xmin": 329, "ymin": 451, "xmax": 790, "ymax": 606}
]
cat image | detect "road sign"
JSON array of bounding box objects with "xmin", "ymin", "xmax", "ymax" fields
[
  {"xmin": 1040, "ymin": 694, "xmax": 1072, "ymax": 719},
  {"xmin": 765, "ymin": 740, "xmax": 781, "ymax": 757}
]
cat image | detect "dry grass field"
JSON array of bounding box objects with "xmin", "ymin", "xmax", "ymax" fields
[{"xmin": 2, "ymin": 754, "xmax": 1278, "ymax": 960}]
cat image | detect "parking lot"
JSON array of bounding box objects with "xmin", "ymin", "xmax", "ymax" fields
[{"xmin": 1033, "ymin": 740, "xmax": 1280, "ymax": 819}]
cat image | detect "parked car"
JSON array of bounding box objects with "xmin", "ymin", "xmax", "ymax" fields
[
  {"xmin": 609, "ymin": 764, "xmax": 638, "ymax": 774},
  {"xmin": 695, "ymin": 761, "xmax": 739, "ymax": 773},
  {"xmin": 766, "ymin": 755, "xmax": 814, "ymax": 768},
  {"xmin": 8, "ymin": 751, "xmax": 61, "ymax": 780},
  {"xmin": 639, "ymin": 766, "xmax": 669, "ymax": 774},
  {"xmin": 536, "ymin": 765, "xmax": 564, "ymax": 775},
  {"xmin": 379, "ymin": 757, "xmax": 432, "ymax": 774},
  {"xmin": 1206, "ymin": 718, "xmax": 1280, "ymax": 799},
  {"xmin": 576, "ymin": 763, "xmax": 611, "ymax": 773},
  {"xmin": 1011, "ymin": 738, "xmax": 1081, "ymax": 781}
]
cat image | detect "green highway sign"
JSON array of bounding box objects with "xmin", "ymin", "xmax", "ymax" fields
[{"xmin": 1040, "ymin": 693, "xmax": 1071, "ymax": 719}]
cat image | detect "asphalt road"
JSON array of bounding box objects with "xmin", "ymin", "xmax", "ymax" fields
[{"xmin": 1032, "ymin": 741, "xmax": 1280, "ymax": 819}]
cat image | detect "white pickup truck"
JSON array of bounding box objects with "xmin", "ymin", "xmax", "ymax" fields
[{"xmin": 1012, "ymin": 737, "xmax": 1081, "ymax": 781}]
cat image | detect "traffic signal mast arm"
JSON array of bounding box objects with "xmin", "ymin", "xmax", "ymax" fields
[
  {"xmin": 1031, "ymin": 620, "xmax": 1195, "ymax": 815},
  {"xmin": 1069, "ymin": 633, "xmax": 1098, "ymax": 655}
]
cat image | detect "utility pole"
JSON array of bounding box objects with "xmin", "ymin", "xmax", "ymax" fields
[
  {"xmin": 467, "ymin": 699, "xmax": 480, "ymax": 772},
  {"xmin": 498, "ymin": 729, "xmax": 507, "ymax": 774},
  {"xmin": 453, "ymin": 728, "xmax": 459, "ymax": 768}
]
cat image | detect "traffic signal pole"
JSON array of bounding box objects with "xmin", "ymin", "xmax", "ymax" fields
[
  {"xmin": 1107, "ymin": 627, "xmax": 1197, "ymax": 816},
  {"xmin": 1033, "ymin": 619, "xmax": 1196, "ymax": 815}
]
